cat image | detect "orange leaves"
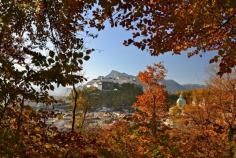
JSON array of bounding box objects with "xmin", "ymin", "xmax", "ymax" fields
[
  {"xmin": 138, "ymin": 62, "xmax": 166, "ymax": 86},
  {"xmin": 137, "ymin": 126, "xmax": 150, "ymax": 133},
  {"xmin": 134, "ymin": 89, "xmax": 167, "ymax": 118},
  {"xmin": 168, "ymin": 72, "xmax": 236, "ymax": 157},
  {"xmin": 94, "ymin": 63, "xmax": 169, "ymax": 157},
  {"xmin": 133, "ymin": 63, "xmax": 168, "ymax": 142},
  {"xmin": 98, "ymin": 0, "xmax": 236, "ymax": 75}
]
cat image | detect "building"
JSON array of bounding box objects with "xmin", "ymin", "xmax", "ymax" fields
[
  {"xmin": 176, "ymin": 94, "xmax": 186, "ymax": 108},
  {"xmin": 85, "ymin": 70, "xmax": 140, "ymax": 91}
]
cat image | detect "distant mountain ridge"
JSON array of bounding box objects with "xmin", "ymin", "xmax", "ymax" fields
[
  {"xmin": 86, "ymin": 70, "xmax": 139, "ymax": 86},
  {"xmin": 85, "ymin": 70, "xmax": 205, "ymax": 93},
  {"xmin": 160, "ymin": 80, "xmax": 205, "ymax": 93}
]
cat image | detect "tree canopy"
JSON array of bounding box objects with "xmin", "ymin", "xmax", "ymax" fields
[
  {"xmin": 0, "ymin": 0, "xmax": 98, "ymax": 104},
  {"xmin": 0, "ymin": 1, "xmax": 236, "ymax": 157},
  {"xmin": 1, "ymin": 1, "xmax": 235, "ymax": 104},
  {"xmin": 95, "ymin": 0, "xmax": 236, "ymax": 75}
]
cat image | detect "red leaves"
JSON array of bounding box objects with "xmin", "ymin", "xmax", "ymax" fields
[
  {"xmin": 138, "ymin": 62, "xmax": 166, "ymax": 86},
  {"xmin": 133, "ymin": 63, "xmax": 168, "ymax": 140}
]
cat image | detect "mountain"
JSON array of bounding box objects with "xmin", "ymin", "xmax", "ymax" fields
[
  {"xmin": 160, "ymin": 80, "xmax": 205, "ymax": 93},
  {"xmin": 85, "ymin": 70, "xmax": 205, "ymax": 93},
  {"xmin": 105, "ymin": 70, "xmax": 132, "ymax": 79},
  {"xmin": 182, "ymin": 84, "xmax": 205, "ymax": 90},
  {"xmin": 87, "ymin": 70, "xmax": 139, "ymax": 86},
  {"xmin": 160, "ymin": 80, "xmax": 185, "ymax": 93}
]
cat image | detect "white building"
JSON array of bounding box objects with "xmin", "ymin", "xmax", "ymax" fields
[{"xmin": 176, "ymin": 94, "xmax": 187, "ymax": 108}]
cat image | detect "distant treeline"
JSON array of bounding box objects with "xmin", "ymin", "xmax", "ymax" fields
[
  {"xmin": 97, "ymin": 83, "xmax": 143, "ymax": 110},
  {"xmin": 92, "ymin": 83, "xmax": 181, "ymax": 110},
  {"xmin": 68, "ymin": 83, "xmax": 206, "ymax": 111},
  {"xmin": 68, "ymin": 83, "xmax": 143, "ymax": 111}
]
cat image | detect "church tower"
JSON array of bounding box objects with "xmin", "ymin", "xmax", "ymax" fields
[{"xmin": 176, "ymin": 94, "xmax": 186, "ymax": 108}]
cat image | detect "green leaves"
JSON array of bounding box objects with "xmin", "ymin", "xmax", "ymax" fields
[
  {"xmin": 49, "ymin": 51, "xmax": 55, "ymax": 58},
  {"xmin": 78, "ymin": 59, "xmax": 83, "ymax": 65},
  {"xmin": 84, "ymin": 55, "xmax": 90, "ymax": 61},
  {"xmin": 48, "ymin": 58, "xmax": 55, "ymax": 64},
  {"xmin": 49, "ymin": 85, "xmax": 54, "ymax": 91},
  {"xmin": 77, "ymin": 52, "xmax": 84, "ymax": 58}
]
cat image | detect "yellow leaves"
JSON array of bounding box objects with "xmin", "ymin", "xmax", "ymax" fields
[
  {"xmin": 149, "ymin": 0, "xmax": 160, "ymax": 5},
  {"xmin": 227, "ymin": 7, "xmax": 235, "ymax": 14},
  {"xmin": 169, "ymin": 105, "xmax": 182, "ymax": 118},
  {"xmin": 57, "ymin": 114, "xmax": 64, "ymax": 120},
  {"xmin": 166, "ymin": 74, "xmax": 236, "ymax": 157},
  {"xmin": 16, "ymin": 2, "xmax": 31, "ymax": 10},
  {"xmin": 129, "ymin": 133, "xmax": 137, "ymax": 140},
  {"xmin": 175, "ymin": 43, "xmax": 188, "ymax": 53},
  {"xmin": 34, "ymin": 127, "xmax": 41, "ymax": 132},
  {"xmin": 44, "ymin": 143, "xmax": 52, "ymax": 149},
  {"xmin": 31, "ymin": 134, "xmax": 42, "ymax": 145}
]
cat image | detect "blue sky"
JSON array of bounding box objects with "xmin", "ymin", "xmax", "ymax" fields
[{"xmin": 83, "ymin": 25, "xmax": 216, "ymax": 85}]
